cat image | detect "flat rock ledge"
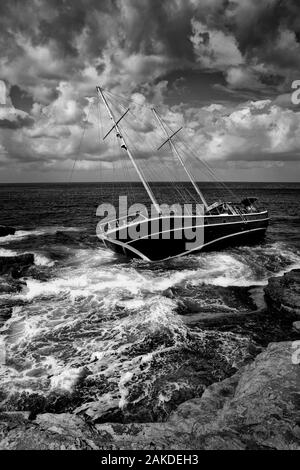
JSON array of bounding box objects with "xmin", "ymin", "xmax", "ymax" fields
[
  {"xmin": 0, "ymin": 253, "xmax": 34, "ymax": 278},
  {"xmin": 264, "ymin": 269, "xmax": 300, "ymax": 318},
  {"xmin": 0, "ymin": 341, "xmax": 299, "ymax": 450}
]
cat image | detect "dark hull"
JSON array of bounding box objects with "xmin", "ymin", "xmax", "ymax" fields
[{"xmin": 102, "ymin": 212, "xmax": 269, "ymax": 262}]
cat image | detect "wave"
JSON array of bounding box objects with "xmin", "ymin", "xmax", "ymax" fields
[
  {"xmin": 0, "ymin": 248, "xmax": 19, "ymax": 257},
  {"xmin": 0, "ymin": 247, "xmax": 54, "ymax": 268},
  {"xmin": 12, "ymin": 242, "xmax": 299, "ymax": 303},
  {"xmin": 1, "ymin": 240, "xmax": 299, "ymax": 418}
]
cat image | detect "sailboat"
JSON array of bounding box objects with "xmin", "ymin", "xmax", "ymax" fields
[{"xmin": 95, "ymin": 86, "xmax": 269, "ymax": 262}]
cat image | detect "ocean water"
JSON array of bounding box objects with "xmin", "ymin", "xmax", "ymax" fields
[{"xmin": 0, "ymin": 182, "xmax": 299, "ymax": 422}]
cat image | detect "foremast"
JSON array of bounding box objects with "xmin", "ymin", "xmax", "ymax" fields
[{"xmin": 96, "ymin": 86, "xmax": 161, "ymax": 214}]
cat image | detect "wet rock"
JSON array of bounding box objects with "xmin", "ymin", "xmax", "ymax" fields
[
  {"xmin": 264, "ymin": 269, "xmax": 300, "ymax": 318},
  {"xmin": 92, "ymin": 341, "xmax": 300, "ymax": 450},
  {"xmin": 0, "ymin": 412, "xmax": 99, "ymax": 450},
  {"xmin": 0, "ymin": 226, "xmax": 15, "ymax": 237},
  {"xmin": 0, "ymin": 277, "xmax": 25, "ymax": 294},
  {"xmin": 165, "ymin": 284, "xmax": 257, "ymax": 326},
  {"xmin": 0, "ymin": 253, "xmax": 34, "ymax": 278},
  {"xmin": 72, "ymin": 329, "xmax": 257, "ymax": 424},
  {"xmin": 0, "ymin": 277, "xmax": 26, "ymax": 327},
  {"xmin": 1, "ymin": 341, "xmax": 297, "ymax": 450}
]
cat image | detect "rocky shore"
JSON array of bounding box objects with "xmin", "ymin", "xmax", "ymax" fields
[
  {"xmin": 0, "ymin": 244, "xmax": 300, "ymax": 449},
  {"xmin": 0, "ymin": 340, "xmax": 298, "ymax": 450}
]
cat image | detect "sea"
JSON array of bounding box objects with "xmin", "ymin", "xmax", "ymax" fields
[{"xmin": 0, "ymin": 182, "xmax": 299, "ymax": 422}]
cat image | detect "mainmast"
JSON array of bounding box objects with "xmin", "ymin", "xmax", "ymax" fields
[
  {"xmin": 96, "ymin": 86, "xmax": 161, "ymax": 214},
  {"xmin": 152, "ymin": 108, "xmax": 208, "ymax": 211}
]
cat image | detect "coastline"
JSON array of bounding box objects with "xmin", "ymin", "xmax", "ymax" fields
[{"xmin": 0, "ymin": 228, "xmax": 299, "ymax": 449}]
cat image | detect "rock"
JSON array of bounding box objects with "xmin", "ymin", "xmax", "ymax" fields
[
  {"xmin": 93, "ymin": 341, "xmax": 300, "ymax": 450},
  {"xmin": 264, "ymin": 269, "xmax": 300, "ymax": 318},
  {"xmin": 0, "ymin": 412, "xmax": 99, "ymax": 450},
  {"xmin": 0, "ymin": 277, "xmax": 25, "ymax": 294},
  {"xmin": 0, "ymin": 341, "xmax": 298, "ymax": 450},
  {"xmin": 0, "ymin": 226, "xmax": 15, "ymax": 237},
  {"xmin": 293, "ymin": 321, "xmax": 300, "ymax": 333},
  {"xmin": 0, "ymin": 253, "xmax": 34, "ymax": 278}
]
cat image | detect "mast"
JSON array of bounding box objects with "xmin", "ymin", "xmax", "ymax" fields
[
  {"xmin": 96, "ymin": 86, "xmax": 161, "ymax": 214},
  {"xmin": 152, "ymin": 108, "xmax": 208, "ymax": 211}
]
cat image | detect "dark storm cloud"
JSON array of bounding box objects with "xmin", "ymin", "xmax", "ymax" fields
[
  {"xmin": 1, "ymin": 0, "xmax": 300, "ymax": 96},
  {"xmin": 1, "ymin": 0, "xmax": 300, "ymax": 179},
  {"xmin": 0, "ymin": 114, "xmax": 33, "ymax": 129}
]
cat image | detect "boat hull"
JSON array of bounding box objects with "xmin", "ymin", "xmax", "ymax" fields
[{"xmin": 101, "ymin": 211, "xmax": 269, "ymax": 262}]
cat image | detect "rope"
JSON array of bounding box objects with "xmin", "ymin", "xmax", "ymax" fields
[{"xmin": 68, "ymin": 99, "xmax": 93, "ymax": 183}]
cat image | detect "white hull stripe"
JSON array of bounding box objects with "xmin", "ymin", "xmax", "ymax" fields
[{"xmin": 103, "ymin": 212, "xmax": 269, "ymax": 236}]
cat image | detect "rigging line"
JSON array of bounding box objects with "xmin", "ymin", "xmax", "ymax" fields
[
  {"xmin": 119, "ymin": 112, "xmax": 185, "ymax": 202},
  {"xmin": 116, "ymin": 100, "xmax": 190, "ymax": 195},
  {"xmin": 96, "ymin": 100, "xmax": 104, "ymax": 189},
  {"xmin": 104, "ymin": 89, "xmax": 152, "ymax": 111},
  {"xmin": 68, "ymin": 99, "xmax": 93, "ymax": 183},
  {"xmin": 105, "ymin": 88, "xmax": 172, "ymax": 119},
  {"xmin": 104, "ymin": 96, "xmax": 141, "ymax": 210},
  {"xmin": 109, "ymin": 94, "xmax": 199, "ymax": 209},
  {"xmin": 99, "ymin": 87, "xmax": 161, "ymax": 214},
  {"xmin": 173, "ymin": 138, "xmax": 245, "ymax": 219},
  {"xmin": 123, "ymin": 133, "xmax": 195, "ymax": 211},
  {"xmin": 152, "ymin": 108, "xmax": 208, "ymax": 210},
  {"xmin": 177, "ymin": 139, "xmax": 238, "ymax": 200},
  {"xmin": 157, "ymin": 114, "xmax": 240, "ymax": 201},
  {"xmin": 166, "ymin": 124, "xmax": 239, "ymax": 201},
  {"xmin": 105, "ymin": 90, "xmax": 241, "ymax": 200},
  {"xmin": 163, "ymin": 118, "xmax": 238, "ymax": 200},
  {"xmin": 121, "ymin": 111, "xmax": 199, "ymax": 209}
]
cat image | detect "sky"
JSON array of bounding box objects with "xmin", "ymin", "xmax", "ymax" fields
[{"xmin": 0, "ymin": 0, "xmax": 300, "ymax": 182}]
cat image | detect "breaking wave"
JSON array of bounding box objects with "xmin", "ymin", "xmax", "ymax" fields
[
  {"xmin": 0, "ymin": 238, "xmax": 299, "ymax": 421},
  {"xmin": 0, "ymin": 226, "xmax": 83, "ymax": 245}
]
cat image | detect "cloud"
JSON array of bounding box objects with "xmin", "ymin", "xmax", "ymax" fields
[
  {"xmin": 0, "ymin": 0, "xmax": 300, "ymax": 180},
  {"xmin": 0, "ymin": 80, "xmax": 33, "ymax": 129},
  {"xmin": 183, "ymin": 98, "xmax": 300, "ymax": 162},
  {"xmin": 190, "ymin": 19, "xmax": 244, "ymax": 70},
  {"xmin": 0, "ymin": 107, "xmax": 33, "ymax": 129}
]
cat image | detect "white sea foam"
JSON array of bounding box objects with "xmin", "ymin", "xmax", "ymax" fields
[
  {"xmin": 1, "ymin": 241, "xmax": 299, "ymax": 408},
  {"xmin": 0, "ymin": 226, "xmax": 83, "ymax": 244},
  {"xmin": 50, "ymin": 367, "xmax": 83, "ymax": 392},
  {"xmin": 17, "ymin": 242, "xmax": 300, "ymax": 304},
  {"xmin": 0, "ymin": 248, "xmax": 18, "ymax": 256},
  {"xmin": 0, "ymin": 248, "xmax": 54, "ymax": 267},
  {"xmin": 34, "ymin": 253, "xmax": 55, "ymax": 267}
]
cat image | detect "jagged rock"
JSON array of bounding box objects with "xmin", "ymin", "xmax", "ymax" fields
[
  {"xmin": 0, "ymin": 226, "xmax": 15, "ymax": 237},
  {"xmin": 0, "ymin": 253, "xmax": 34, "ymax": 278},
  {"xmin": 93, "ymin": 341, "xmax": 300, "ymax": 450},
  {"xmin": 0, "ymin": 341, "xmax": 298, "ymax": 450},
  {"xmin": 264, "ymin": 269, "xmax": 300, "ymax": 318},
  {"xmin": 0, "ymin": 412, "xmax": 98, "ymax": 450}
]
